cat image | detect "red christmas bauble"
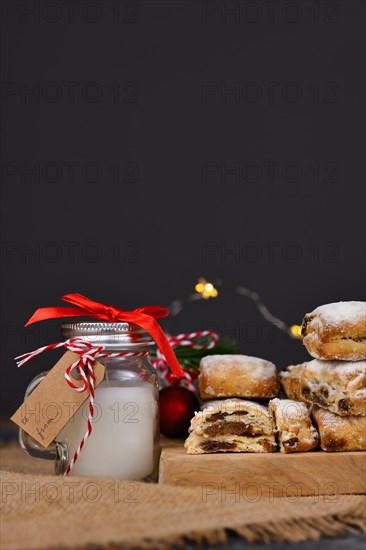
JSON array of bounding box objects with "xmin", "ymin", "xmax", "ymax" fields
[{"xmin": 159, "ymin": 386, "xmax": 200, "ymax": 438}]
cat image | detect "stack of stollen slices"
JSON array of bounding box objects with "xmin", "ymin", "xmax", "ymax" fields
[
  {"xmin": 280, "ymin": 301, "xmax": 366, "ymax": 452},
  {"xmin": 184, "ymin": 354, "xmax": 319, "ymax": 454}
]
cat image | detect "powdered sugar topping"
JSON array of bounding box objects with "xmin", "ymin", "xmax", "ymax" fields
[
  {"xmin": 200, "ymin": 354, "xmax": 276, "ymax": 378},
  {"xmin": 280, "ymin": 363, "xmax": 306, "ymax": 379},
  {"xmin": 308, "ymin": 301, "xmax": 366, "ymax": 327},
  {"xmin": 305, "ymin": 359, "xmax": 366, "ymax": 376}
]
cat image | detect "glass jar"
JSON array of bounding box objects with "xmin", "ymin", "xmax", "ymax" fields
[{"xmin": 19, "ymin": 322, "xmax": 160, "ymax": 481}]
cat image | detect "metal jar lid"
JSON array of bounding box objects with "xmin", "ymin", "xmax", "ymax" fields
[{"xmin": 61, "ymin": 322, "xmax": 153, "ymax": 350}]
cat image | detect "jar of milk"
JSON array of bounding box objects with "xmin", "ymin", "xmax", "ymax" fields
[{"xmin": 20, "ymin": 322, "xmax": 159, "ymax": 481}]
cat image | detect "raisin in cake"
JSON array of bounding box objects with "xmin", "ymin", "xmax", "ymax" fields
[
  {"xmin": 300, "ymin": 360, "xmax": 366, "ymax": 416},
  {"xmin": 269, "ymin": 398, "xmax": 318, "ymax": 453}
]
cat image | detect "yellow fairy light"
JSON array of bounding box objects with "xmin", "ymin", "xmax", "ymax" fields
[
  {"xmin": 195, "ymin": 278, "xmax": 219, "ymax": 299},
  {"xmin": 290, "ymin": 324, "xmax": 302, "ymax": 338}
]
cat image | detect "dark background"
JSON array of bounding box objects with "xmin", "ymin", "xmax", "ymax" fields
[{"xmin": 1, "ymin": 0, "xmax": 365, "ymax": 418}]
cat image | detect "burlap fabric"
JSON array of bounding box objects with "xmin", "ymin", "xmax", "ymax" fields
[{"xmin": 1, "ymin": 445, "xmax": 365, "ymax": 549}]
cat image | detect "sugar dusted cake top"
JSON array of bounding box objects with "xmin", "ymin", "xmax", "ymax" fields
[
  {"xmin": 200, "ymin": 354, "xmax": 276, "ymax": 379},
  {"xmin": 306, "ymin": 301, "xmax": 365, "ymax": 329}
]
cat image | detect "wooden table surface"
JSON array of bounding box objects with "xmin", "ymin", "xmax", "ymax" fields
[{"xmin": 159, "ymin": 441, "xmax": 366, "ymax": 497}]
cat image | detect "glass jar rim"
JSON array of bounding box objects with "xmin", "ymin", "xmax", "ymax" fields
[{"xmin": 61, "ymin": 322, "xmax": 153, "ymax": 350}]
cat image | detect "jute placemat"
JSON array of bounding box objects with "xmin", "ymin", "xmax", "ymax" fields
[{"xmin": 1, "ymin": 445, "xmax": 365, "ymax": 549}]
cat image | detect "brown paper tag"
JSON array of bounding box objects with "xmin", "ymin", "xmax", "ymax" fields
[{"xmin": 11, "ymin": 351, "xmax": 105, "ymax": 448}]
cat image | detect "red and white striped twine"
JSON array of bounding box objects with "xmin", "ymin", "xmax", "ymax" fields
[{"xmin": 15, "ymin": 338, "xmax": 149, "ymax": 476}]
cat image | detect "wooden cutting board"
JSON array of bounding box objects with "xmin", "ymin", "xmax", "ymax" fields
[{"xmin": 159, "ymin": 442, "xmax": 366, "ymax": 497}]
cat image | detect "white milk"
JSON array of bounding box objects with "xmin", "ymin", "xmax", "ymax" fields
[{"xmin": 56, "ymin": 381, "xmax": 157, "ymax": 479}]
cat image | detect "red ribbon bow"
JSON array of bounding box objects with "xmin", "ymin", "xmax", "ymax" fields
[{"xmin": 25, "ymin": 293, "xmax": 184, "ymax": 378}]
